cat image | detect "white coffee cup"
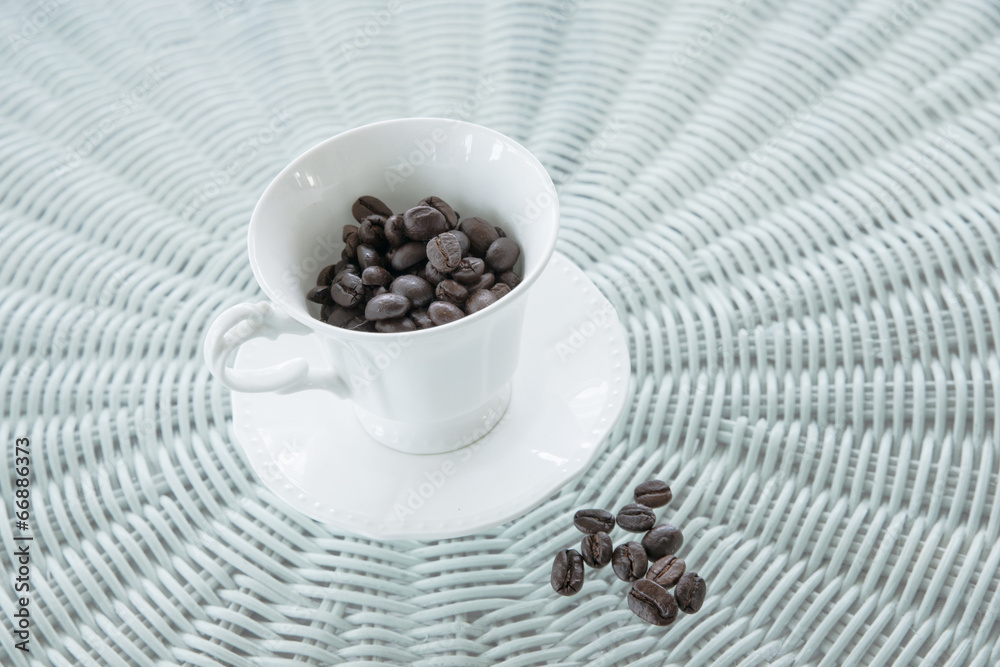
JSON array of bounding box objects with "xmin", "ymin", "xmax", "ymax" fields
[{"xmin": 203, "ymin": 118, "xmax": 559, "ymax": 454}]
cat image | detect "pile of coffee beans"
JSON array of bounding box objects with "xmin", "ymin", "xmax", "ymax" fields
[
  {"xmin": 550, "ymin": 479, "xmax": 708, "ymax": 627},
  {"xmin": 305, "ymin": 195, "xmax": 523, "ymax": 332}
]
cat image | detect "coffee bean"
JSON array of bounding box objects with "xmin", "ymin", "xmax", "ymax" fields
[
  {"xmin": 470, "ymin": 272, "xmax": 495, "ymax": 292},
  {"xmin": 342, "ymin": 232, "xmax": 359, "ymax": 259},
  {"xmin": 427, "ymin": 300, "xmax": 464, "ymax": 325},
  {"xmin": 426, "ymin": 232, "xmax": 463, "ymax": 272},
  {"xmin": 342, "ymin": 224, "xmax": 359, "ymax": 242},
  {"xmin": 362, "ymin": 266, "xmax": 392, "ymax": 286},
  {"xmin": 376, "ymin": 317, "xmax": 416, "ymax": 333},
  {"xmin": 306, "ymin": 285, "xmax": 330, "ymax": 304},
  {"xmin": 356, "ymin": 244, "xmax": 382, "ymax": 269},
  {"xmin": 465, "ymin": 289, "xmax": 497, "ymax": 314},
  {"xmin": 368, "ymin": 285, "xmax": 388, "ymax": 298},
  {"xmin": 435, "ymin": 279, "xmax": 468, "ymax": 305},
  {"xmin": 627, "ymin": 579, "xmax": 678, "ymax": 626},
  {"xmin": 364, "ymin": 293, "xmax": 410, "ymax": 320},
  {"xmin": 345, "ymin": 316, "xmax": 375, "ymax": 332},
  {"xmin": 330, "ymin": 273, "xmax": 364, "ymax": 307},
  {"xmin": 485, "ymin": 237, "xmax": 520, "ymax": 272},
  {"xmin": 390, "ymin": 275, "xmax": 434, "ymax": 308},
  {"xmin": 459, "ymin": 217, "xmax": 499, "ymax": 256},
  {"xmin": 495, "ymin": 225, "xmax": 506, "ymax": 238},
  {"xmin": 388, "ymin": 242, "xmax": 427, "ymax": 271},
  {"xmin": 326, "ymin": 305, "xmax": 358, "ymax": 327},
  {"xmin": 490, "ymin": 283, "xmax": 511, "ymax": 299},
  {"xmin": 451, "ymin": 230, "xmax": 471, "ymax": 255},
  {"xmin": 646, "ymin": 555, "xmax": 685, "ymax": 588},
  {"xmin": 634, "ymin": 480, "xmax": 672, "ymax": 508},
  {"xmin": 320, "ymin": 302, "xmax": 333, "ymax": 321},
  {"xmin": 641, "ymin": 525, "xmax": 683, "ymax": 561},
  {"xmin": 674, "ymin": 572, "xmax": 706, "ymax": 613},
  {"xmin": 581, "ymin": 531, "xmax": 612, "ymax": 568},
  {"xmin": 452, "ymin": 257, "xmax": 485, "ymax": 284},
  {"xmin": 317, "ymin": 264, "xmax": 337, "ymax": 286},
  {"xmin": 403, "ymin": 206, "xmax": 448, "ymax": 240},
  {"xmin": 499, "ymin": 270, "xmax": 521, "ymax": 288},
  {"xmin": 419, "ymin": 196, "xmax": 459, "ymax": 228},
  {"xmin": 550, "ymin": 549, "xmax": 584, "ymax": 596},
  {"xmin": 352, "ymin": 195, "xmax": 392, "ymax": 221},
  {"xmin": 384, "ymin": 214, "xmax": 407, "ymax": 247},
  {"xmin": 410, "ymin": 308, "xmax": 434, "ymax": 329},
  {"xmin": 617, "ymin": 504, "xmax": 656, "ymax": 532},
  {"xmin": 358, "ymin": 215, "xmax": 387, "ymax": 250},
  {"xmin": 573, "ymin": 509, "xmax": 614, "ymax": 534},
  {"xmin": 612, "ymin": 542, "xmax": 648, "ymax": 582},
  {"xmin": 423, "ymin": 261, "xmax": 445, "ymax": 285}
]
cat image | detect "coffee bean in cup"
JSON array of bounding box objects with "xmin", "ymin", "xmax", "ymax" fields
[{"xmin": 308, "ymin": 195, "xmax": 522, "ymax": 331}]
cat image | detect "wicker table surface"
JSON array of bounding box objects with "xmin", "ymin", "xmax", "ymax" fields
[{"xmin": 2, "ymin": 0, "xmax": 1000, "ymax": 665}]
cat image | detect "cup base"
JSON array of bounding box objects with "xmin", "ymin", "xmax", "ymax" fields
[{"xmin": 353, "ymin": 383, "xmax": 511, "ymax": 455}]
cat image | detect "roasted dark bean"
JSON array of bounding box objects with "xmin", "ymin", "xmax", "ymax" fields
[
  {"xmin": 343, "ymin": 233, "xmax": 359, "ymax": 259},
  {"xmin": 384, "ymin": 214, "xmax": 407, "ymax": 247},
  {"xmin": 330, "ymin": 273, "xmax": 364, "ymax": 307},
  {"xmin": 375, "ymin": 317, "xmax": 416, "ymax": 333},
  {"xmin": 365, "ymin": 293, "xmax": 410, "ymax": 320},
  {"xmin": 410, "ymin": 308, "xmax": 434, "ymax": 329},
  {"xmin": 358, "ymin": 216, "xmax": 387, "ymax": 249},
  {"xmin": 423, "ymin": 262, "xmax": 445, "ymax": 285},
  {"xmin": 470, "ymin": 272, "xmax": 495, "ymax": 292},
  {"xmin": 612, "ymin": 542, "xmax": 649, "ymax": 582},
  {"xmin": 326, "ymin": 305, "xmax": 357, "ymax": 328},
  {"xmin": 495, "ymin": 225, "xmax": 506, "ymax": 238},
  {"xmin": 435, "ymin": 279, "xmax": 468, "ymax": 305},
  {"xmin": 574, "ymin": 509, "xmax": 615, "ymax": 534},
  {"xmin": 674, "ymin": 572, "xmax": 706, "ymax": 613},
  {"xmin": 452, "ymin": 257, "xmax": 485, "ymax": 284},
  {"xmin": 342, "ymin": 224, "xmax": 359, "ymax": 242},
  {"xmin": 551, "ymin": 549, "xmax": 585, "ymax": 596},
  {"xmin": 403, "ymin": 206, "xmax": 448, "ymax": 240},
  {"xmin": 581, "ymin": 531, "xmax": 613, "ymax": 568},
  {"xmin": 490, "ymin": 283, "xmax": 511, "ymax": 299},
  {"xmin": 451, "ymin": 229, "xmax": 471, "ymax": 255},
  {"xmin": 634, "ymin": 480, "xmax": 672, "ymax": 508},
  {"xmin": 427, "ymin": 300, "xmax": 464, "ymax": 325},
  {"xmin": 419, "ymin": 196, "xmax": 459, "ymax": 228},
  {"xmin": 356, "ymin": 244, "xmax": 382, "ymax": 269},
  {"xmin": 646, "ymin": 555, "xmax": 685, "ymax": 588},
  {"xmin": 465, "ymin": 289, "xmax": 497, "ymax": 314},
  {"xmin": 390, "ymin": 275, "xmax": 434, "ymax": 308},
  {"xmin": 368, "ymin": 285, "xmax": 388, "ymax": 298},
  {"xmin": 426, "ymin": 232, "xmax": 463, "ymax": 272},
  {"xmin": 320, "ymin": 302, "xmax": 333, "ymax": 321},
  {"xmin": 627, "ymin": 580, "xmax": 678, "ymax": 626},
  {"xmin": 317, "ymin": 264, "xmax": 337, "ymax": 286},
  {"xmin": 617, "ymin": 504, "xmax": 656, "ymax": 532},
  {"xmin": 306, "ymin": 286, "xmax": 330, "ymax": 304},
  {"xmin": 641, "ymin": 524, "xmax": 683, "ymax": 561},
  {"xmin": 459, "ymin": 217, "xmax": 499, "ymax": 256},
  {"xmin": 388, "ymin": 242, "xmax": 427, "ymax": 271},
  {"xmin": 485, "ymin": 237, "xmax": 520, "ymax": 272},
  {"xmin": 362, "ymin": 266, "xmax": 392, "ymax": 286},
  {"xmin": 499, "ymin": 270, "xmax": 521, "ymax": 288},
  {"xmin": 352, "ymin": 195, "xmax": 392, "ymax": 221}
]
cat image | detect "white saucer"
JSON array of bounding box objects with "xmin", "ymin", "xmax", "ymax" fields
[{"xmin": 230, "ymin": 252, "xmax": 630, "ymax": 540}]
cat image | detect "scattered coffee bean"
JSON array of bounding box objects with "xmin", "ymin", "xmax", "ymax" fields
[
  {"xmin": 551, "ymin": 549, "xmax": 585, "ymax": 596},
  {"xmin": 627, "ymin": 580, "xmax": 678, "ymax": 626},
  {"xmin": 306, "ymin": 286, "xmax": 330, "ymax": 304},
  {"xmin": 390, "ymin": 275, "xmax": 434, "ymax": 308},
  {"xmin": 427, "ymin": 300, "xmax": 464, "ymax": 325},
  {"xmin": 581, "ymin": 532, "xmax": 613, "ymax": 568},
  {"xmin": 388, "ymin": 242, "xmax": 427, "ymax": 271},
  {"xmin": 646, "ymin": 555, "xmax": 685, "ymax": 588},
  {"xmin": 460, "ymin": 217, "xmax": 499, "ymax": 256},
  {"xmin": 330, "ymin": 273, "xmax": 364, "ymax": 307},
  {"xmin": 419, "ymin": 196, "xmax": 459, "ymax": 228},
  {"xmin": 403, "ymin": 206, "xmax": 448, "ymax": 240},
  {"xmin": 465, "ymin": 289, "xmax": 497, "ymax": 314},
  {"xmin": 485, "ymin": 237, "xmax": 520, "ymax": 272},
  {"xmin": 426, "ymin": 232, "xmax": 463, "ymax": 272},
  {"xmin": 357, "ymin": 244, "xmax": 382, "ymax": 269},
  {"xmin": 352, "ymin": 195, "xmax": 392, "ymax": 221},
  {"xmin": 362, "ymin": 266, "xmax": 392, "ymax": 286},
  {"xmin": 641, "ymin": 524, "xmax": 683, "ymax": 561},
  {"xmin": 634, "ymin": 480, "xmax": 672, "ymax": 508},
  {"xmin": 573, "ymin": 509, "xmax": 615, "ymax": 534},
  {"xmin": 617, "ymin": 504, "xmax": 656, "ymax": 532},
  {"xmin": 365, "ymin": 293, "xmax": 410, "ymax": 320},
  {"xmin": 317, "ymin": 264, "xmax": 337, "ymax": 286},
  {"xmin": 674, "ymin": 572, "xmax": 706, "ymax": 614},
  {"xmin": 435, "ymin": 279, "xmax": 468, "ymax": 305},
  {"xmin": 375, "ymin": 317, "xmax": 416, "ymax": 333},
  {"xmin": 612, "ymin": 542, "xmax": 648, "ymax": 583}
]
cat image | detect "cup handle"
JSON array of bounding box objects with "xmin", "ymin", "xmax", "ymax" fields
[{"xmin": 203, "ymin": 301, "xmax": 350, "ymax": 398}]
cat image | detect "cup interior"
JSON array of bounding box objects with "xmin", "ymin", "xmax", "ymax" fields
[{"xmin": 248, "ymin": 118, "xmax": 559, "ymax": 333}]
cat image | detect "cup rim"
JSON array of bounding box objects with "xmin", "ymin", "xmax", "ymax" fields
[{"xmin": 248, "ymin": 117, "xmax": 560, "ymax": 340}]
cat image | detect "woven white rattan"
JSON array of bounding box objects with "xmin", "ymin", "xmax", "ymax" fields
[{"xmin": 2, "ymin": 0, "xmax": 1000, "ymax": 665}]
